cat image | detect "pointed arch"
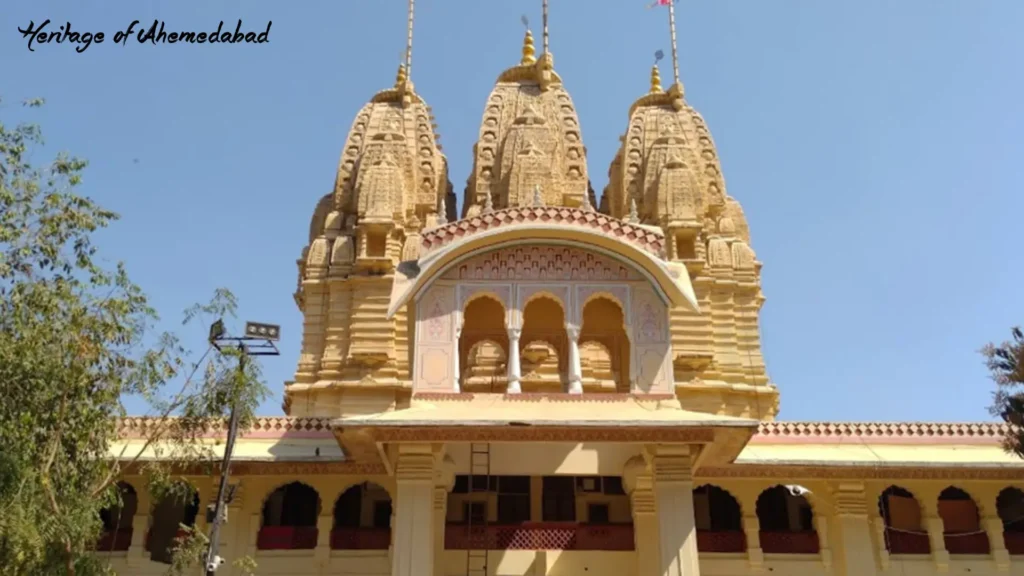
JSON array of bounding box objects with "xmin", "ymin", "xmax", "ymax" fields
[
  {"xmin": 755, "ymin": 485, "xmax": 819, "ymax": 554},
  {"xmin": 258, "ymin": 481, "xmax": 321, "ymax": 550},
  {"xmin": 331, "ymin": 481, "xmax": 393, "ymax": 550},
  {"xmin": 693, "ymin": 484, "xmax": 745, "ymax": 553},
  {"xmin": 878, "ymin": 485, "xmax": 929, "ymax": 554},
  {"xmin": 938, "ymin": 486, "xmax": 990, "ymax": 554}
]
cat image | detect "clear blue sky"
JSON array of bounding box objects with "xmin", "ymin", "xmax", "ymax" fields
[{"xmin": 4, "ymin": 1, "xmax": 1023, "ymax": 422}]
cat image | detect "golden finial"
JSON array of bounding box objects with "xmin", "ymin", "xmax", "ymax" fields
[
  {"xmin": 521, "ymin": 29, "xmax": 537, "ymax": 65},
  {"xmin": 395, "ymin": 63, "xmax": 407, "ymax": 87},
  {"xmin": 650, "ymin": 64, "xmax": 663, "ymax": 94}
]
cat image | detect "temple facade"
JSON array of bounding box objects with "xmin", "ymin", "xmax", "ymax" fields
[{"xmin": 102, "ymin": 28, "xmax": 1024, "ymax": 576}]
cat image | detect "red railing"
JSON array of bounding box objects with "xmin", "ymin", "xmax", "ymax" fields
[
  {"xmin": 943, "ymin": 532, "xmax": 990, "ymax": 555},
  {"xmin": 759, "ymin": 531, "xmax": 820, "ymax": 554},
  {"xmin": 697, "ymin": 530, "xmax": 746, "ymax": 553},
  {"xmin": 885, "ymin": 529, "xmax": 930, "ymax": 554},
  {"xmin": 94, "ymin": 528, "xmax": 133, "ymax": 552},
  {"xmin": 445, "ymin": 523, "xmax": 634, "ymax": 551},
  {"xmin": 330, "ymin": 527, "xmax": 391, "ymax": 550},
  {"xmin": 256, "ymin": 526, "xmax": 319, "ymax": 550},
  {"xmin": 1004, "ymin": 532, "xmax": 1024, "ymax": 555}
]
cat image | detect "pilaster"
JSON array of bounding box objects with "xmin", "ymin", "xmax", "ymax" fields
[
  {"xmin": 741, "ymin": 515, "xmax": 764, "ymax": 572},
  {"xmin": 434, "ymin": 455, "xmax": 456, "ymax": 576},
  {"xmin": 829, "ymin": 482, "xmax": 877, "ymax": 576},
  {"xmin": 983, "ymin": 516, "xmax": 1011, "ymax": 571},
  {"xmin": 392, "ymin": 444, "xmax": 441, "ymax": 576},
  {"xmin": 296, "ymin": 279, "xmax": 329, "ymax": 383},
  {"xmin": 624, "ymin": 456, "xmax": 659, "ymax": 576},
  {"xmin": 925, "ymin": 515, "xmax": 950, "ymax": 572},
  {"xmin": 315, "ymin": 514, "xmax": 333, "ymax": 564},
  {"xmin": 126, "ymin": 487, "xmax": 151, "ymax": 566},
  {"xmin": 648, "ymin": 445, "xmax": 700, "ymax": 576},
  {"xmin": 320, "ymin": 280, "xmax": 353, "ymax": 379}
]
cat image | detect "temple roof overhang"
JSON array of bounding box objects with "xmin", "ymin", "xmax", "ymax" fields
[
  {"xmin": 387, "ymin": 207, "xmax": 699, "ymax": 319},
  {"xmin": 331, "ymin": 393, "xmax": 759, "ymax": 467}
]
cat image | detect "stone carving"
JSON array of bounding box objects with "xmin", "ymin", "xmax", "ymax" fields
[{"xmin": 443, "ymin": 245, "xmax": 640, "ymax": 282}]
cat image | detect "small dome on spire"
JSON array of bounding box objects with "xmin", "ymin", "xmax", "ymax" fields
[
  {"xmin": 650, "ymin": 64, "xmax": 663, "ymax": 94},
  {"xmin": 521, "ymin": 29, "xmax": 537, "ymax": 65}
]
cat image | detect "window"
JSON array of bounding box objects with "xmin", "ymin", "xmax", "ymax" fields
[
  {"xmin": 497, "ymin": 476, "xmax": 531, "ymax": 524},
  {"xmin": 542, "ymin": 476, "xmax": 576, "ymax": 522},
  {"xmin": 602, "ymin": 476, "xmax": 625, "ymax": 495},
  {"xmin": 373, "ymin": 500, "xmax": 392, "ymax": 529},
  {"xmin": 588, "ymin": 503, "xmax": 610, "ymax": 524},
  {"xmin": 464, "ymin": 501, "xmax": 487, "ymax": 525}
]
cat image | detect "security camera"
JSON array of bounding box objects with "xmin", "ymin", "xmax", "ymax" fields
[
  {"xmin": 785, "ymin": 484, "xmax": 811, "ymax": 497},
  {"xmin": 206, "ymin": 556, "xmax": 224, "ymax": 571}
]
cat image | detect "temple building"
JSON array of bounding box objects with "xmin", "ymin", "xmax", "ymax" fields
[{"xmin": 102, "ymin": 15, "xmax": 1023, "ymax": 576}]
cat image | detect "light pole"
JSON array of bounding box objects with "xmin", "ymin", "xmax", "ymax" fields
[{"xmin": 204, "ymin": 320, "xmax": 281, "ymax": 575}]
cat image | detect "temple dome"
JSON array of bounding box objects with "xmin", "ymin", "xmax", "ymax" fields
[
  {"xmin": 296, "ymin": 65, "xmax": 453, "ymax": 306},
  {"xmin": 604, "ymin": 68, "xmax": 753, "ymax": 245},
  {"xmin": 462, "ymin": 30, "xmax": 590, "ymax": 217}
]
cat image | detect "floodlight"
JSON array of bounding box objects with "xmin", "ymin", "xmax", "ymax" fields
[{"xmin": 244, "ymin": 321, "xmax": 280, "ymax": 341}]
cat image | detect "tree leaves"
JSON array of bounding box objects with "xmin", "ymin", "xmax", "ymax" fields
[
  {"xmin": 982, "ymin": 326, "xmax": 1024, "ymax": 458},
  {"xmin": 0, "ymin": 98, "xmax": 268, "ymax": 574}
]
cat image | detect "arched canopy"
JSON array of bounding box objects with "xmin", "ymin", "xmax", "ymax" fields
[{"xmin": 387, "ymin": 217, "xmax": 699, "ymax": 319}]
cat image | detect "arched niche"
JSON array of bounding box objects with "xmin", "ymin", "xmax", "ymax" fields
[
  {"xmin": 938, "ymin": 486, "xmax": 990, "ymax": 555},
  {"xmin": 997, "ymin": 487, "xmax": 1024, "ymax": 555},
  {"xmin": 877, "ymin": 485, "xmax": 929, "ymax": 554},
  {"xmin": 755, "ymin": 485, "xmax": 819, "ymax": 555},
  {"xmin": 331, "ymin": 482, "xmax": 393, "ymax": 550},
  {"xmin": 95, "ymin": 482, "xmax": 138, "ymax": 552},
  {"xmin": 258, "ymin": 482, "xmax": 321, "ymax": 551},
  {"xmin": 147, "ymin": 482, "xmax": 199, "ymax": 564},
  {"xmin": 579, "ymin": 295, "xmax": 630, "ymax": 393},
  {"xmin": 520, "ymin": 294, "xmax": 567, "ymax": 392},
  {"xmin": 693, "ymin": 485, "xmax": 745, "ymax": 553},
  {"xmin": 459, "ymin": 295, "xmax": 508, "ymax": 392}
]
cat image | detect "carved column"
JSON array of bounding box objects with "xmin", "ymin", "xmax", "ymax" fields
[
  {"xmin": 830, "ymin": 482, "xmax": 877, "ymax": 576},
  {"xmin": 624, "ymin": 456, "xmax": 659, "ymax": 576},
  {"xmin": 869, "ymin": 497, "xmax": 891, "ymax": 572},
  {"xmin": 392, "ymin": 444, "xmax": 439, "ymax": 576},
  {"xmin": 506, "ymin": 327, "xmax": 522, "ymax": 394},
  {"xmin": 813, "ymin": 511, "xmax": 832, "ymax": 570},
  {"xmin": 741, "ymin": 515, "xmax": 764, "ymax": 572},
  {"xmin": 566, "ymin": 323, "xmax": 583, "ymax": 394},
  {"xmin": 650, "ymin": 445, "xmax": 700, "ymax": 576}
]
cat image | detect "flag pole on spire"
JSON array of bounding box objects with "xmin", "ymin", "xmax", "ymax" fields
[
  {"xmin": 405, "ymin": 0, "xmax": 415, "ymax": 78},
  {"xmin": 667, "ymin": 0, "xmax": 680, "ymax": 87},
  {"xmin": 542, "ymin": 0, "xmax": 550, "ymax": 54},
  {"xmin": 647, "ymin": 0, "xmax": 680, "ymax": 89}
]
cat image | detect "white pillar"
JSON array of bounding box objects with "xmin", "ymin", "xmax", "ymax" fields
[
  {"xmin": 453, "ymin": 323, "xmax": 463, "ymax": 392},
  {"xmin": 392, "ymin": 444, "xmax": 438, "ymax": 576},
  {"xmin": 507, "ymin": 327, "xmax": 522, "ymax": 394},
  {"xmin": 566, "ymin": 323, "xmax": 583, "ymax": 394},
  {"xmin": 651, "ymin": 445, "xmax": 700, "ymax": 576}
]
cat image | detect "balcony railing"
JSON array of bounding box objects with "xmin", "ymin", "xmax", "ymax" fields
[
  {"xmin": 256, "ymin": 526, "xmax": 318, "ymax": 550},
  {"xmin": 884, "ymin": 528, "xmax": 930, "ymax": 554},
  {"xmin": 696, "ymin": 530, "xmax": 746, "ymax": 553},
  {"xmin": 445, "ymin": 522, "xmax": 634, "ymax": 551},
  {"xmin": 94, "ymin": 528, "xmax": 133, "ymax": 552},
  {"xmin": 943, "ymin": 532, "xmax": 990, "ymax": 555},
  {"xmin": 1005, "ymin": 532, "xmax": 1024, "ymax": 555},
  {"xmin": 759, "ymin": 530, "xmax": 820, "ymax": 554},
  {"xmin": 330, "ymin": 527, "xmax": 391, "ymax": 550}
]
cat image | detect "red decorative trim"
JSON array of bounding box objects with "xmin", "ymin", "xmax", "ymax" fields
[
  {"xmin": 753, "ymin": 422, "xmax": 1011, "ymax": 446},
  {"xmin": 420, "ymin": 207, "xmax": 665, "ymax": 258}
]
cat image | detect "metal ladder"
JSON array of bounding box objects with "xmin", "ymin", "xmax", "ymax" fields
[{"xmin": 465, "ymin": 442, "xmax": 491, "ymax": 576}]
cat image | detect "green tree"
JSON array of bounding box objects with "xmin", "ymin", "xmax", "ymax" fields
[
  {"xmin": 0, "ymin": 97, "xmax": 268, "ymax": 574},
  {"xmin": 982, "ymin": 326, "xmax": 1024, "ymax": 458}
]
